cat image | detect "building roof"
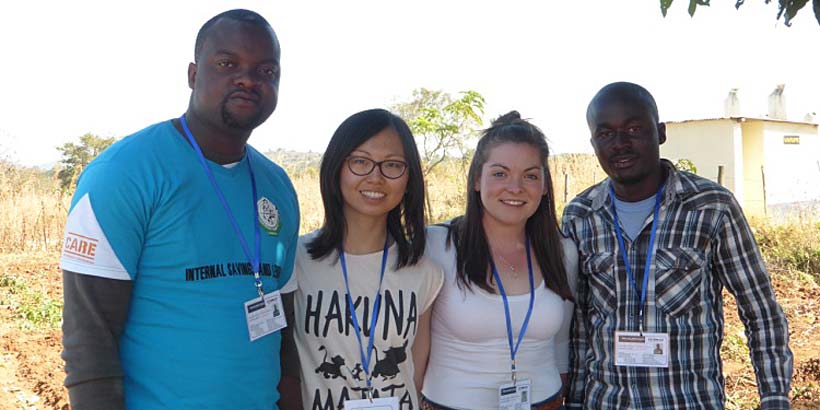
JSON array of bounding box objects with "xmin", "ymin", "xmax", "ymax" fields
[{"xmin": 666, "ymin": 116, "xmax": 817, "ymax": 127}]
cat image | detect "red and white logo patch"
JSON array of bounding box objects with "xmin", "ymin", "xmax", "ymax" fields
[
  {"xmin": 59, "ymin": 193, "xmax": 130, "ymax": 281},
  {"xmin": 62, "ymin": 232, "xmax": 99, "ymax": 263}
]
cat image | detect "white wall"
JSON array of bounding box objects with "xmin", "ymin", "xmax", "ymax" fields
[
  {"xmin": 660, "ymin": 118, "xmax": 820, "ymax": 218},
  {"xmin": 760, "ymin": 122, "xmax": 820, "ymax": 205},
  {"xmin": 741, "ymin": 121, "xmax": 765, "ymax": 216},
  {"xmin": 662, "ymin": 119, "xmax": 740, "ymax": 190}
]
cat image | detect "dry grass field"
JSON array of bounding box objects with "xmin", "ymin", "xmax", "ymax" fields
[{"xmin": 1, "ymin": 154, "xmax": 818, "ymax": 409}]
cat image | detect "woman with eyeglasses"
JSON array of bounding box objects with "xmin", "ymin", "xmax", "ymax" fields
[{"xmin": 278, "ymin": 108, "xmax": 443, "ymax": 409}]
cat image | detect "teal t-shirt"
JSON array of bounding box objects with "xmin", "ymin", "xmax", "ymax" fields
[{"xmin": 69, "ymin": 120, "xmax": 299, "ymax": 409}]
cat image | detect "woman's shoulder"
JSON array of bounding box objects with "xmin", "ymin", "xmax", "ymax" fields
[
  {"xmin": 410, "ymin": 257, "xmax": 444, "ymax": 290},
  {"xmin": 394, "ymin": 253, "xmax": 445, "ymax": 307},
  {"xmin": 423, "ymin": 224, "xmax": 457, "ymax": 265},
  {"xmin": 559, "ymin": 235, "xmax": 577, "ymax": 258},
  {"xmin": 294, "ymin": 230, "xmax": 328, "ymax": 266},
  {"xmin": 425, "ymin": 223, "xmax": 451, "ymax": 239},
  {"xmin": 297, "ymin": 230, "xmax": 320, "ymax": 249},
  {"xmin": 424, "ymin": 221, "xmax": 457, "ymax": 248},
  {"xmin": 558, "ymin": 235, "xmax": 579, "ymax": 296}
]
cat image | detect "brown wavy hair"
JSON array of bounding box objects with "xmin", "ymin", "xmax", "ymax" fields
[{"xmin": 447, "ymin": 111, "xmax": 572, "ymax": 300}]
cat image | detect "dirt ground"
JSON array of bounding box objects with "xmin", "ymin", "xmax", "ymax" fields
[
  {"xmin": 722, "ymin": 263, "xmax": 820, "ymax": 409},
  {"xmin": 1, "ymin": 252, "xmax": 818, "ymax": 409},
  {"xmin": 0, "ymin": 253, "xmax": 67, "ymax": 410}
]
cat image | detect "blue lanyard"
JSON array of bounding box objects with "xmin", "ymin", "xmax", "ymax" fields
[
  {"xmin": 179, "ymin": 115, "xmax": 264, "ymax": 297},
  {"xmin": 339, "ymin": 237, "xmax": 389, "ymax": 399},
  {"xmin": 490, "ymin": 237, "xmax": 535, "ymax": 384},
  {"xmin": 609, "ymin": 184, "xmax": 665, "ymax": 334}
]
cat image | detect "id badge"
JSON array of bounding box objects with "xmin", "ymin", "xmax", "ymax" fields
[
  {"xmin": 498, "ymin": 378, "xmax": 531, "ymax": 410},
  {"xmin": 614, "ymin": 331, "xmax": 669, "ymax": 368},
  {"xmin": 343, "ymin": 397, "xmax": 400, "ymax": 410},
  {"xmin": 244, "ymin": 291, "xmax": 287, "ymax": 342}
]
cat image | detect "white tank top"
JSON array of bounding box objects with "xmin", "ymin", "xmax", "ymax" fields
[{"xmin": 422, "ymin": 226, "xmax": 576, "ymax": 410}]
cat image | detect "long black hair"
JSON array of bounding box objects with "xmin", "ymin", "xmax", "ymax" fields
[
  {"xmin": 449, "ymin": 111, "xmax": 573, "ymax": 300},
  {"xmin": 307, "ymin": 108, "xmax": 426, "ymax": 269}
]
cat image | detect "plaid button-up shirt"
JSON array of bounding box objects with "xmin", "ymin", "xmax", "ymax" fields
[{"xmin": 561, "ymin": 160, "xmax": 793, "ymax": 409}]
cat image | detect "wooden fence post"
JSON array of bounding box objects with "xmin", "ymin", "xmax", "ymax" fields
[
  {"xmin": 761, "ymin": 165, "xmax": 767, "ymax": 216},
  {"xmin": 564, "ymin": 172, "xmax": 570, "ymax": 204}
]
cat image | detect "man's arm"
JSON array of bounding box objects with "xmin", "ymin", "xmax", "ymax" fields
[
  {"xmin": 277, "ymin": 292, "xmax": 302, "ymax": 410},
  {"xmin": 561, "ymin": 223, "xmax": 589, "ymax": 408},
  {"xmin": 713, "ymin": 198, "xmax": 793, "ymax": 409},
  {"xmin": 62, "ymin": 270, "xmax": 133, "ymax": 410}
]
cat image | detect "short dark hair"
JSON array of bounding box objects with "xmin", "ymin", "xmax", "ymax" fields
[
  {"xmin": 587, "ymin": 81, "xmax": 660, "ymax": 124},
  {"xmin": 307, "ymin": 109, "xmax": 426, "ymax": 269},
  {"xmin": 449, "ymin": 111, "xmax": 573, "ymax": 300},
  {"xmin": 194, "ymin": 9, "xmax": 273, "ymax": 63}
]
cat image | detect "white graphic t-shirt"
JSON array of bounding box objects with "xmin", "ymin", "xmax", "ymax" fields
[{"xmin": 284, "ymin": 231, "xmax": 443, "ymax": 410}]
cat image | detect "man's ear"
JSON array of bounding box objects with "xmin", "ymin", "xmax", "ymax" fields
[
  {"xmin": 188, "ymin": 62, "xmax": 197, "ymax": 90},
  {"xmin": 657, "ymin": 122, "xmax": 667, "ymax": 145}
]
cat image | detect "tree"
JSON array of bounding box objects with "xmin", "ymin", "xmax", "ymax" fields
[
  {"xmin": 392, "ymin": 88, "xmax": 485, "ymax": 177},
  {"xmin": 392, "ymin": 88, "xmax": 485, "ymax": 221},
  {"xmin": 57, "ymin": 133, "xmax": 116, "ymax": 189},
  {"xmin": 675, "ymin": 158, "xmax": 698, "ymax": 174},
  {"xmin": 660, "ymin": 0, "xmax": 820, "ymax": 26}
]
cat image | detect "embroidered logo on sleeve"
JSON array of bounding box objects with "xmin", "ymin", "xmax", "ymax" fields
[{"xmin": 257, "ymin": 197, "xmax": 281, "ymax": 236}]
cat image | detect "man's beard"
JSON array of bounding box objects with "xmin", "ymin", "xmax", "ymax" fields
[
  {"xmin": 611, "ymin": 170, "xmax": 649, "ymax": 186},
  {"xmin": 221, "ymin": 101, "xmax": 263, "ymax": 131}
]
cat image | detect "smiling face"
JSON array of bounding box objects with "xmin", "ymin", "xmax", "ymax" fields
[
  {"xmin": 588, "ymin": 92, "xmax": 666, "ymax": 201},
  {"xmin": 475, "ymin": 142, "xmax": 546, "ymax": 231},
  {"xmin": 340, "ymin": 127, "xmax": 409, "ymax": 226},
  {"xmin": 188, "ymin": 18, "xmax": 281, "ymax": 133}
]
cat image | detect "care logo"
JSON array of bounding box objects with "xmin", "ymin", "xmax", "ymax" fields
[
  {"xmin": 63, "ymin": 232, "xmax": 99, "ymax": 264},
  {"xmin": 257, "ymin": 197, "xmax": 281, "ymax": 236}
]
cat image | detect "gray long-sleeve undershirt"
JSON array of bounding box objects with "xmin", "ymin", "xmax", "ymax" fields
[{"xmin": 62, "ymin": 270, "xmax": 132, "ymax": 410}]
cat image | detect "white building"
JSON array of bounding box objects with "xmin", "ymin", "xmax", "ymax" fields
[{"xmin": 663, "ymin": 117, "xmax": 819, "ymax": 218}]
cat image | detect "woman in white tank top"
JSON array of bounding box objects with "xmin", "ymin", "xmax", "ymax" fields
[{"xmin": 421, "ymin": 111, "xmax": 578, "ymax": 410}]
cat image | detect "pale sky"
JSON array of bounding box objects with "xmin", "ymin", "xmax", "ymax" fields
[{"xmin": 1, "ymin": 0, "xmax": 818, "ymax": 167}]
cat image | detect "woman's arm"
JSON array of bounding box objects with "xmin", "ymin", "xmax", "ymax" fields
[{"xmin": 412, "ymin": 308, "xmax": 433, "ymax": 393}]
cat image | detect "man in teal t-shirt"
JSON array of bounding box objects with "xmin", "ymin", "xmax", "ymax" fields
[{"xmin": 59, "ymin": 9, "xmax": 299, "ymax": 409}]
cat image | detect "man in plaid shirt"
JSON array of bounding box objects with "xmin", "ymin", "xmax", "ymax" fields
[{"xmin": 562, "ymin": 82, "xmax": 793, "ymax": 409}]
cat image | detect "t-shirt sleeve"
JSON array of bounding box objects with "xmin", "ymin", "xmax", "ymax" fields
[
  {"xmin": 280, "ymin": 241, "xmax": 302, "ymax": 294},
  {"xmin": 420, "ymin": 261, "xmax": 444, "ymax": 314},
  {"xmin": 423, "ymin": 225, "xmax": 450, "ymax": 271},
  {"xmin": 59, "ymin": 160, "xmax": 150, "ymax": 280},
  {"xmin": 275, "ymin": 171, "xmax": 300, "ymax": 292}
]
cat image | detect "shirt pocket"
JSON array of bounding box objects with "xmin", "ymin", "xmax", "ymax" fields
[
  {"xmin": 654, "ymin": 247, "xmax": 705, "ymax": 317},
  {"xmin": 582, "ymin": 252, "xmax": 616, "ymax": 314}
]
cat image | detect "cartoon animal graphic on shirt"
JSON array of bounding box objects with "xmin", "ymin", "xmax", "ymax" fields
[
  {"xmin": 349, "ymin": 363, "xmax": 364, "ymax": 381},
  {"xmin": 371, "ymin": 339, "xmax": 408, "ymax": 380},
  {"xmin": 315, "ymin": 345, "xmax": 347, "ymax": 380}
]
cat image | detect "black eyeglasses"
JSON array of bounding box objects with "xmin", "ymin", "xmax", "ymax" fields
[{"xmin": 346, "ymin": 156, "xmax": 408, "ymax": 179}]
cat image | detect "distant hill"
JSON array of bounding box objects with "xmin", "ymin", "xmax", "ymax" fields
[
  {"xmin": 37, "ymin": 161, "xmax": 57, "ymax": 171},
  {"xmin": 261, "ymin": 150, "xmax": 598, "ymax": 174},
  {"xmin": 263, "ymin": 149, "xmax": 322, "ymax": 171}
]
